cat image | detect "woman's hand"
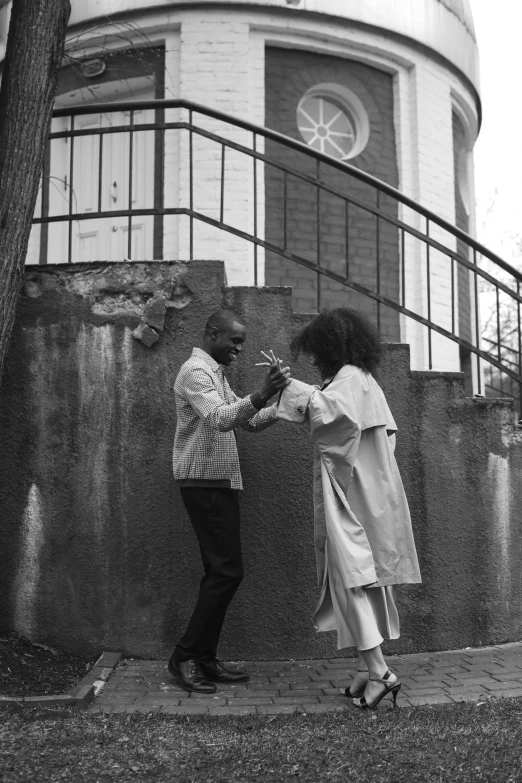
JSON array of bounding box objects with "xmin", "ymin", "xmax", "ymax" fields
[{"xmin": 251, "ymin": 349, "xmax": 291, "ymax": 408}]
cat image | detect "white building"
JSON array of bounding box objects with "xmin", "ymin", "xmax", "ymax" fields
[{"xmin": 1, "ymin": 0, "xmax": 482, "ymax": 379}]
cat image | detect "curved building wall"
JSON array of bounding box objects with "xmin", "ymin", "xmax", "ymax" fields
[
  {"xmin": 1, "ymin": 261, "xmax": 521, "ymax": 660},
  {"xmin": 4, "ymin": 0, "xmax": 481, "ymax": 375},
  {"xmin": 62, "ymin": 0, "xmax": 479, "ymax": 94},
  {"xmin": 264, "ymin": 47, "xmax": 400, "ymax": 339}
]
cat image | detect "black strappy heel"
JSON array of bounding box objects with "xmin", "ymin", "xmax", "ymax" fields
[
  {"xmin": 353, "ymin": 669, "xmax": 401, "ymax": 710},
  {"xmin": 343, "ymin": 670, "xmax": 369, "ymax": 699}
]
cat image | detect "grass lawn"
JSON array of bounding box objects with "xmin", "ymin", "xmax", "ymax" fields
[{"xmin": 1, "ymin": 698, "xmax": 522, "ymax": 782}]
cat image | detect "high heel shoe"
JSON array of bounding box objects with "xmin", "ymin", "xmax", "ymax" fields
[
  {"xmin": 352, "ymin": 670, "xmax": 401, "ymax": 710},
  {"xmin": 343, "ymin": 670, "xmax": 369, "ymax": 698}
]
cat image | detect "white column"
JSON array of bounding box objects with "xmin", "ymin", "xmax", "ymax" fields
[
  {"xmin": 177, "ymin": 13, "xmax": 258, "ymax": 284},
  {"xmin": 400, "ymin": 58, "xmax": 460, "ymax": 372}
]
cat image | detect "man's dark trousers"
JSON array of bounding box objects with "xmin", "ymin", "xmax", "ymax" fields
[{"xmin": 174, "ymin": 487, "xmax": 243, "ymax": 662}]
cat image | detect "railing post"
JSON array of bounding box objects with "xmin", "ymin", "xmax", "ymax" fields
[
  {"xmin": 316, "ymin": 159, "xmax": 321, "ymax": 313},
  {"xmin": 426, "ymin": 219, "xmax": 432, "ymax": 370},
  {"xmin": 253, "ymin": 133, "xmax": 258, "ymax": 287},
  {"xmin": 376, "ymin": 191, "xmax": 381, "ymax": 333},
  {"xmin": 517, "ymin": 280, "xmax": 522, "ymax": 417},
  {"xmin": 189, "ymin": 108, "xmax": 194, "ymax": 261},
  {"xmin": 473, "ymin": 248, "xmax": 482, "ymax": 396},
  {"xmin": 68, "ymin": 115, "xmax": 74, "ymax": 265}
]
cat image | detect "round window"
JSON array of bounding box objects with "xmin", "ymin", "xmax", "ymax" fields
[
  {"xmin": 298, "ymin": 96, "xmax": 355, "ymax": 159},
  {"xmin": 297, "ymin": 85, "xmax": 369, "ymax": 161}
]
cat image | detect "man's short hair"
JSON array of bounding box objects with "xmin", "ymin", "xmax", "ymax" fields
[{"xmin": 205, "ymin": 309, "xmax": 244, "ymax": 335}]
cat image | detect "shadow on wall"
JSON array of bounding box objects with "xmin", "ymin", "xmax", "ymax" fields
[{"xmin": 0, "ymin": 260, "xmax": 521, "ymax": 659}]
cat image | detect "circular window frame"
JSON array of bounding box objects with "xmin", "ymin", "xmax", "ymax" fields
[{"xmin": 297, "ymin": 83, "xmax": 370, "ymax": 161}]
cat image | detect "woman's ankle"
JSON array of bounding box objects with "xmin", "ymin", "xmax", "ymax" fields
[{"xmin": 368, "ymin": 663, "xmax": 388, "ymax": 680}]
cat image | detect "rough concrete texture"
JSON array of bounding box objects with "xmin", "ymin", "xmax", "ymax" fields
[{"xmin": 1, "ymin": 260, "xmax": 521, "ymax": 660}]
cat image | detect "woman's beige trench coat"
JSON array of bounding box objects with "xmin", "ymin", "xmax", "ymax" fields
[{"xmin": 277, "ymin": 365, "xmax": 421, "ymax": 632}]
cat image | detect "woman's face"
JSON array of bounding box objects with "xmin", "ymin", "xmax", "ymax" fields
[{"xmin": 312, "ymin": 356, "xmax": 330, "ymax": 380}]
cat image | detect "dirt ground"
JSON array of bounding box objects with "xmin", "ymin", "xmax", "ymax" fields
[{"xmin": 0, "ymin": 632, "xmax": 95, "ymax": 697}]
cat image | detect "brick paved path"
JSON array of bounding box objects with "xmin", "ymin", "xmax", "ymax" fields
[{"xmin": 88, "ymin": 642, "xmax": 522, "ymax": 715}]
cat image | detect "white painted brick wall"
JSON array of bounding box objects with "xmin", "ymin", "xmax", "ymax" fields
[{"xmin": 34, "ymin": 4, "xmax": 480, "ymax": 377}]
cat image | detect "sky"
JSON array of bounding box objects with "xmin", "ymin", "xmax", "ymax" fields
[{"xmin": 472, "ymin": 0, "xmax": 522, "ymax": 268}]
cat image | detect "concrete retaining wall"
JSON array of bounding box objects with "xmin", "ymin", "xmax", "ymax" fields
[{"xmin": 0, "ymin": 260, "xmax": 521, "ymax": 659}]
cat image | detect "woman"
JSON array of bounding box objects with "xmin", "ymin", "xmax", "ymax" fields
[{"xmin": 275, "ymin": 308, "xmax": 421, "ymax": 710}]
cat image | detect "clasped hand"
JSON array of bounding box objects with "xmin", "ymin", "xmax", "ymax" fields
[{"xmin": 255, "ymin": 349, "xmax": 291, "ymax": 401}]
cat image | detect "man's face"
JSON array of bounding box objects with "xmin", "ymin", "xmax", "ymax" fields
[{"xmin": 211, "ymin": 321, "xmax": 246, "ymax": 366}]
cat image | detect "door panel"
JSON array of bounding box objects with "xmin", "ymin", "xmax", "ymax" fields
[{"xmin": 31, "ymin": 87, "xmax": 156, "ymax": 264}]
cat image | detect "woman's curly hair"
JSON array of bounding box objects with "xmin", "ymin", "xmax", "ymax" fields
[{"xmin": 290, "ymin": 308, "xmax": 382, "ymax": 378}]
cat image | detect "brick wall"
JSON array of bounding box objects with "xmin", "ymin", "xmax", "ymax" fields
[{"xmin": 264, "ymin": 47, "xmax": 400, "ymax": 340}]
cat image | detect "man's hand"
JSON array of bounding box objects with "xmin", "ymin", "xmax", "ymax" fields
[{"xmin": 251, "ymin": 350, "xmax": 291, "ymax": 409}]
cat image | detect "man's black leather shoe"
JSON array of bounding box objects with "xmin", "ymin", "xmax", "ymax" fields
[
  {"xmin": 198, "ymin": 658, "xmax": 250, "ymax": 683},
  {"xmin": 167, "ymin": 656, "xmax": 217, "ymax": 693}
]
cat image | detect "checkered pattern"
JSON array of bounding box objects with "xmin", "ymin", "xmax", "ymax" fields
[{"xmin": 172, "ymin": 348, "xmax": 277, "ymax": 490}]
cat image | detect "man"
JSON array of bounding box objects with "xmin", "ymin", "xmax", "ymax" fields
[{"xmin": 169, "ymin": 309, "xmax": 290, "ymax": 693}]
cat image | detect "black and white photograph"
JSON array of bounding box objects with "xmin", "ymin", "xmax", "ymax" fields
[{"xmin": 0, "ymin": 1, "xmax": 521, "ymax": 781}]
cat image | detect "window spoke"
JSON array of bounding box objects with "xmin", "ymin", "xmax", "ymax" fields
[{"xmin": 297, "ymin": 92, "xmax": 359, "ymax": 160}]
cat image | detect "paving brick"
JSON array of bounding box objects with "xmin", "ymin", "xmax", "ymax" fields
[
  {"xmin": 95, "ymin": 652, "xmax": 122, "ymax": 669},
  {"xmin": 283, "ymin": 689, "xmax": 325, "ymax": 698},
  {"xmin": 132, "ymin": 697, "xmax": 171, "ymax": 707},
  {"xmin": 227, "ymin": 705, "xmax": 259, "ymax": 716},
  {"xmin": 322, "ymin": 688, "xmax": 345, "ymax": 697},
  {"xmin": 277, "ymin": 695, "xmax": 320, "ymax": 705},
  {"xmin": 449, "ymin": 670, "xmax": 489, "ymax": 680},
  {"xmin": 96, "ymin": 694, "xmax": 137, "ymax": 704},
  {"xmin": 159, "ymin": 705, "xmax": 209, "ymax": 715},
  {"xmin": 483, "ymin": 681, "xmax": 522, "ymax": 692},
  {"xmin": 74, "ymin": 684, "xmax": 96, "ymax": 708},
  {"xmin": 245, "ymin": 686, "xmax": 284, "ymax": 694},
  {"xmin": 308, "ymin": 677, "xmax": 336, "ymax": 685},
  {"xmin": 409, "ymin": 674, "xmax": 454, "ymax": 683},
  {"xmin": 403, "ymin": 694, "xmax": 454, "ymax": 706},
  {"xmin": 423, "ymin": 666, "xmax": 469, "ymax": 675},
  {"xmin": 183, "ymin": 697, "xmax": 228, "ymax": 706},
  {"xmin": 303, "ymin": 704, "xmax": 348, "ymax": 714},
  {"xmin": 488, "ymin": 688, "xmax": 522, "ymax": 699},
  {"xmin": 326, "ymin": 659, "xmax": 358, "ymax": 666},
  {"xmin": 88, "ymin": 666, "xmax": 115, "ymax": 682},
  {"xmin": 408, "ymin": 680, "xmax": 456, "ymax": 691},
  {"xmin": 319, "ymin": 668, "xmax": 354, "ymax": 678},
  {"xmin": 227, "ymin": 697, "xmax": 273, "ymax": 706},
  {"xmin": 450, "ymin": 676, "xmax": 501, "ymax": 687},
  {"xmin": 125, "ymin": 704, "xmax": 162, "ymax": 713},
  {"xmin": 488, "ymin": 672, "xmax": 522, "ymax": 682},
  {"xmin": 269, "ymin": 675, "xmax": 313, "ymax": 683},
  {"xmin": 318, "ymin": 695, "xmax": 349, "ymax": 704},
  {"xmin": 330, "ymin": 680, "xmax": 359, "ymax": 689},
  {"xmin": 152, "ymin": 686, "xmax": 187, "ymax": 696},
  {"xmin": 447, "ymin": 690, "xmax": 491, "ymax": 702},
  {"xmin": 99, "ymin": 681, "xmax": 119, "ymax": 691},
  {"xmin": 406, "ymin": 688, "xmax": 450, "ymax": 698},
  {"xmin": 256, "ymin": 705, "xmax": 304, "ymax": 715}
]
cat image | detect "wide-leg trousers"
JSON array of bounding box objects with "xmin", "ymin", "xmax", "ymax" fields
[{"xmin": 174, "ymin": 487, "xmax": 243, "ymax": 662}]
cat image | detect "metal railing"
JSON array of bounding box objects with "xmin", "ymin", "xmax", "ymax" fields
[{"xmin": 31, "ymin": 98, "xmax": 522, "ymax": 416}]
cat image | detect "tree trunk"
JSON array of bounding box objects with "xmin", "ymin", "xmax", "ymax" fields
[{"xmin": 0, "ymin": 0, "xmax": 71, "ymax": 381}]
